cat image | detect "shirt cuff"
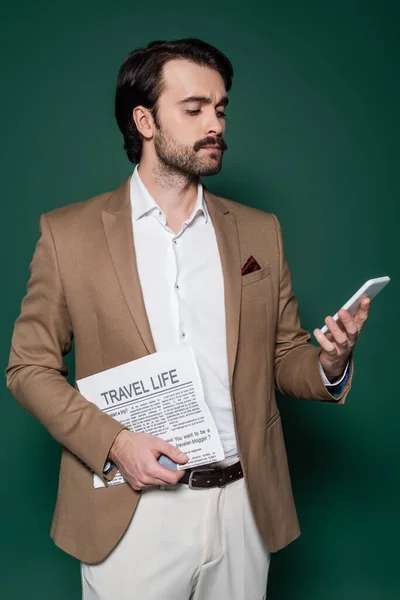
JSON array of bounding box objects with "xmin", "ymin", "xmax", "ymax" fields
[
  {"xmin": 319, "ymin": 359, "xmax": 351, "ymax": 399},
  {"xmin": 319, "ymin": 359, "xmax": 350, "ymax": 386}
]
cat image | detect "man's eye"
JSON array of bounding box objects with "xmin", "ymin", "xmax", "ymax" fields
[{"xmin": 184, "ymin": 108, "xmax": 227, "ymax": 118}]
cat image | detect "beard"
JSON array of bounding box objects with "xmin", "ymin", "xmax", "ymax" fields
[{"xmin": 153, "ymin": 123, "xmax": 227, "ymax": 178}]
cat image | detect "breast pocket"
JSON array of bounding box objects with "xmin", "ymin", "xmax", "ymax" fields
[{"xmin": 241, "ymin": 264, "xmax": 271, "ymax": 286}]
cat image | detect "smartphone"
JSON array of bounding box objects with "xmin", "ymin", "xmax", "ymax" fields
[{"xmin": 320, "ymin": 276, "xmax": 390, "ymax": 334}]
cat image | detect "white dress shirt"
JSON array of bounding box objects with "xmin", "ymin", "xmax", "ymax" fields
[{"xmin": 129, "ymin": 166, "xmax": 348, "ymax": 460}]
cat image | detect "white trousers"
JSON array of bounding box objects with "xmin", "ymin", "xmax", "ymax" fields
[{"xmin": 81, "ymin": 457, "xmax": 271, "ymax": 600}]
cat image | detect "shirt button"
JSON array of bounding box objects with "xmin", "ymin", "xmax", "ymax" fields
[
  {"xmin": 158, "ymin": 210, "xmax": 162, "ymax": 215},
  {"xmin": 181, "ymin": 332, "xmax": 186, "ymax": 338},
  {"xmin": 173, "ymin": 240, "xmax": 177, "ymax": 245},
  {"xmin": 175, "ymin": 284, "xmax": 179, "ymax": 290}
]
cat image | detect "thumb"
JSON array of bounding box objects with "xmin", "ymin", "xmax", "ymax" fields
[{"xmin": 157, "ymin": 439, "xmax": 189, "ymax": 464}]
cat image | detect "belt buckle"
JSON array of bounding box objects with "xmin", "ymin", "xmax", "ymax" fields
[{"xmin": 188, "ymin": 467, "xmax": 219, "ymax": 490}]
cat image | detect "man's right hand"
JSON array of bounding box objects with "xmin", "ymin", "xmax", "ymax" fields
[{"xmin": 109, "ymin": 430, "xmax": 189, "ymax": 491}]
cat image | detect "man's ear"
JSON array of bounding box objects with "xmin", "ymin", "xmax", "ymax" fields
[{"xmin": 132, "ymin": 106, "xmax": 155, "ymax": 140}]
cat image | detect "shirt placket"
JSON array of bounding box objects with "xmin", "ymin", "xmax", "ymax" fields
[
  {"xmin": 171, "ymin": 224, "xmax": 189, "ymax": 345},
  {"xmin": 155, "ymin": 209, "xmax": 189, "ymax": 347}
]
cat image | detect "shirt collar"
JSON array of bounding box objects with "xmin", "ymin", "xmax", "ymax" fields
[{"xmin": 130, "ymin": 165, "xmax": 209, "ymax": 225}]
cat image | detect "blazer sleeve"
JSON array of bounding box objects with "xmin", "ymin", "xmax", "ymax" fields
[
  {"xmin": 5, "ymin": 214, "xmax": 125, "ymax": 482},
  {"xmin": 271, "ymin": 214, "xmax": 354, "ymax": 404}
]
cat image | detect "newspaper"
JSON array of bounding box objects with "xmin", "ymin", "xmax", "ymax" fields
[{"xmin": 76, "ymin": 343, "xmax": 225, "ymax": 488}]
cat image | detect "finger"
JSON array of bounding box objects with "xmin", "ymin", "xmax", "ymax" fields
[
  {"xmin": 175, "ymin": 469, "xmax": 188, "ymax": 482},
  {"xmin": 326, "ymin": 321, "xmax": 346, "ymax": 340},
  {"xmin": 335, "ymin": 320, "xmax": 347, "ymax": 334},
  {"xmin": 354, "ymin": 297, "xmax": 370, "ymax": 327},
  {"xmin": 337, "ymin": 309, "xmax": 359, "ymax": 343},
  {"xmin": 155, "ymin": 439, "xmax": 189, "ymax": 465},
  {"xmin": 133, "ymin": 474, "xmax": 173, "ymax": 490},
  {"xmin": 324, "ymin": 317, "xmax": 349, "ymax": 351},
  {"xmin": 146, "ymin": 458, "xmax": 188, "ymax": 485},
  {"xmin": 313, "ymin": 328, "xmax": 338, "ymax": 355},
  {"xmin": 151, "ymin": 468, "xmax": 188, "ymax": 487},
  {"xmin": 117, "ymin": 465, "xmax": 160, "ymax": 490},
  {"xmin": 325, "ymin": 322, "xmax": 346, "ymax": 345},
  {"xmin": 325, "ymin": 330, "xmax": 336, "ymax": 342},
  {"xmin": 137, "ymin": 467, "xmax": 179, "ymax": 487}
]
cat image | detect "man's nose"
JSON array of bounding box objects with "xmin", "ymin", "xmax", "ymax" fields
[{"xmin": 204, "ymin": 112, "xmax": 224, "ymax": 136}]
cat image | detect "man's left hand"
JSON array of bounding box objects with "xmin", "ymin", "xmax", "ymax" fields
[{"xmin": 314, "ymin": 297, "xmax": 371, "ymax": 382}]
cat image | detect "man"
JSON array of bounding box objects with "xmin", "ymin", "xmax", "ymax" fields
[{"xmin": 6, "ymin": 38, "xmax": 370, "ymax": 599}]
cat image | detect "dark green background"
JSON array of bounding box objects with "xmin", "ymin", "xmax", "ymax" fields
[{"xmin": 1, "ymin": 1, "xmax": 398, "ymax": 598}]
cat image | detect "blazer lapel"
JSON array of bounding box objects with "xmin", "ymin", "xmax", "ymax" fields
[
  {"xmin": 204, "ymin": 189, "xmax": 242, "ymax": 390},
  {"xmin": 101, "ymin": 177, "xmax": 156, "ymax": 355}
]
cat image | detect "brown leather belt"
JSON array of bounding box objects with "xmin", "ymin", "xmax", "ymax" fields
[{"xmin": 179, "ymin": 460, "xmax": 243, "ymax": 489}]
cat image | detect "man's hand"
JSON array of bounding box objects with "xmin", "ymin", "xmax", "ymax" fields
[
  {"xmin": 313, "ymin": 297, "xmax": 371, "ymax": 382},
  {"xmin": 109, "ymin": 430, "xmax": 189, "ymax": 491}
]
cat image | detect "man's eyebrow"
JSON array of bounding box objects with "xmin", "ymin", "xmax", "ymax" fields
[{"xmin": 177, "ymin": 95, "xmax": 229, "ymax": 107}]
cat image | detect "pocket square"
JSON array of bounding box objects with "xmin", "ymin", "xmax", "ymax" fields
[{"xmin": 241, "ymin": 255, "xmax": 261, "ymax": 275}]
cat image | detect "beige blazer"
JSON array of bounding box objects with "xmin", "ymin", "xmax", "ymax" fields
[{"xmin": 6, "ymin": 177, "xmax": 354, "ymax": 564}]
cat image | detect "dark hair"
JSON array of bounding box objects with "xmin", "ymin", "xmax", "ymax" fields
[{"xmin": 115, "ymin": 38, "xmax": 234, "ymax": 164}]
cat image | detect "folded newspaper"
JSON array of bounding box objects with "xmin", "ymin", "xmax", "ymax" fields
[{"xmin": 76, "ymin": 343, "xmax": 225, "ymax": 488}]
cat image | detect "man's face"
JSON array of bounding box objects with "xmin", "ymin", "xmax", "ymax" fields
[{"xmin": 152, "ymin": 59, "xmax": 228, "ymax": 177}]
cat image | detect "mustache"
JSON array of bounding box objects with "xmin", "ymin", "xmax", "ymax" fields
[{"xmin": 194, "ymin": 136, "xmax": 228, "ymax": 152}]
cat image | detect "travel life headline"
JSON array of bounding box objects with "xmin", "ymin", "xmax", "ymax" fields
[{"xmin": 99, "ymin": 368, "xmax": 180, "ymax": 406}]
